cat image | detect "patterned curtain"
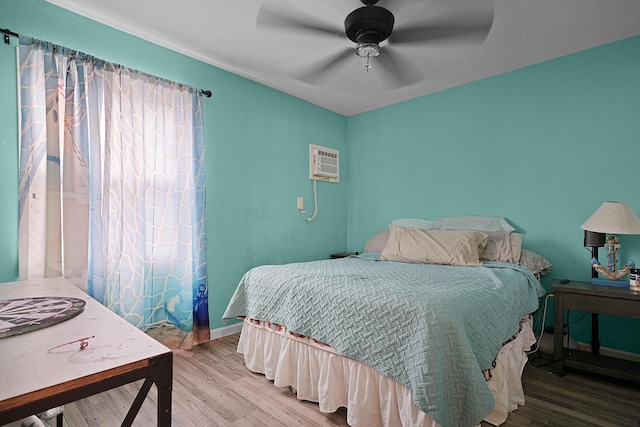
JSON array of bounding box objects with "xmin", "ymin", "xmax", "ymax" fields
[{"xmin": 17, "ymin": 36, "xmax": 209, "ymax": 349}]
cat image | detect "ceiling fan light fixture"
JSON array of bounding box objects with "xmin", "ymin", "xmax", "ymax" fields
[{"xmin": 356, "ymin": 42, "xmax": 380, "ymax": 58}]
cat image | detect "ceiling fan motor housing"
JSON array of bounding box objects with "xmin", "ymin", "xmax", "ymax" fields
[{"xmin": 344, "ymin": 6, "xmax": 395, "ymax": 45}]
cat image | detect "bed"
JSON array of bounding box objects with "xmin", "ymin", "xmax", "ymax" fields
[{"xmin": 223, "ymin": 217, "xmax": 550, "ymax": 427}]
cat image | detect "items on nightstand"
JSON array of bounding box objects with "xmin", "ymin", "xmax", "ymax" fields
[
  {"xmin": 330, "ymin": 251, "xmax": 358, "ymax": 259},
  {"xmin": 631, "ymin": 268, "xmax": 640, "ymax": 290},
  {"xmin": 580, "ymin": 201, "xmax": 640, "ymax": 287}
]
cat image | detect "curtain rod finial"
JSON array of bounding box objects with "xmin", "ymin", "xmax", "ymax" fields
[
  {"xmin": 2, "ymin": 28, "xmax": 19, "ymax": 45},
  {"xmin": 201, "ymin": 89, "xmax": 212, "ymax": 98}
]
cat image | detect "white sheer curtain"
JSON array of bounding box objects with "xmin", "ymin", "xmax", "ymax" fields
[{"xmin": 18, "ymin": 36, "xmax": 209, "ymax": 349}]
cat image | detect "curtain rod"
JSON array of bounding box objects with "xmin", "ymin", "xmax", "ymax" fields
[
  {"xmin": 1, "ymin": 28, "xmax": 212, "ymax": 98},
  {"xmin": 1, "ymin": 28, "xmax": 18, "ymax": 45}
]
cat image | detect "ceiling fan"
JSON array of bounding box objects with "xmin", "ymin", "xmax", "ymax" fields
[
  {"xmin": 344, "ymin": 0, "xmax": 396, "ymax": 71},
  {"xmin": 257, "ymin": 0, "xmax": 495, "ymax": 89}
]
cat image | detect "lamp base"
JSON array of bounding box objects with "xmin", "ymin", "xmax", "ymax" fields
[{"xmin": 591, "ymin": 278, "xmax": 629, "ymax": 287}]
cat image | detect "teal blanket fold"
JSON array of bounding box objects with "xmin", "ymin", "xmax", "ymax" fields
[{"xmin": 223, "ymin": 255, "xmax": 545, "ymax": 427}]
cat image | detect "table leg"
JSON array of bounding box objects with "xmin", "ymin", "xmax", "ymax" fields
[
  {"xmin": 553, "ymin": 292, "xmax": 565, "ymax": 375},
  {"xmin": 591, "ymin": 313, "xmax": 600, "ymax": 354},
  {"xmin": 122, "ymin": 378, "xmax": 154, "ymax": 426},
  {"xmin": 150, "ymin": 353, "xmax": 173, "ymax": 426}
]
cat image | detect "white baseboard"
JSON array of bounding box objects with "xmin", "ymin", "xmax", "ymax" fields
[
  {"xmin": 210, "ymin": 322, "xmax": 243, "ymax": 340},
  {"xmin": 578, "ymin": 341, "xmax": 640, "ymax": 363}
]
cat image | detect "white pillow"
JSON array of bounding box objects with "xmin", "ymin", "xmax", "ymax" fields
[
  {"xmin": 381, "ymin": 225, "xmax": 488, "ymax": 267},
  {"xmin": 391, "ymin": 218, "xmax": 437, "ymax": 230},
  {"xmin": 435, "ymin": 216, "xmax": 515, "ymax": 232}
]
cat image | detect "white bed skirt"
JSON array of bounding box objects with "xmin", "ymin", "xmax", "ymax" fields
[{"xmin": 238, "ymin": 319, "xmax": 535, "ymax": 427}]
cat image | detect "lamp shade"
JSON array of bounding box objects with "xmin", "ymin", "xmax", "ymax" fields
[{"xmin": 580, "ymin": 201, "xmax": 640, "ymax": 234}]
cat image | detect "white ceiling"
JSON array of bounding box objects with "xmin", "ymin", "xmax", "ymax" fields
[{"xmin": 46, "ymin": 0, "xmax": 640, "ymax": 116}]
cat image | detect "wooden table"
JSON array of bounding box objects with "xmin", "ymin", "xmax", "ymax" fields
[
  {"xmin": 551, "ymin": 279, "xmax": 640, "ymax": 382},
  {"xmin": 0, "ymin": 277, "xmax": 173, "ymax": 426}
]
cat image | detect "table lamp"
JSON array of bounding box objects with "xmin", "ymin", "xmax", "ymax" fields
[{"xmin": 580, "ymin": 201, "xmax": 640, "ymax": 286}]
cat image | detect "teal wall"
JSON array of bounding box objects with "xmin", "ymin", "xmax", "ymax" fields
[
  {"xmin": 346, "ymin": 35, "xmax": 640, "ymax": 354},
  {"xmin": 0, "ymin": 0, "xmax": 348, "ymax": 329},
  {"xmin": 1, "ymin": 1, "xmax": 639, "ymax": 355}
]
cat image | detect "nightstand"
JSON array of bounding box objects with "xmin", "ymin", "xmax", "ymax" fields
[
  {"xmin": 330, "ymin": 252, "xmax": 358, "ymax": 259},
  {"xmin": 550, "ymin": 279, "xmax": 640, "ymax": 382}
]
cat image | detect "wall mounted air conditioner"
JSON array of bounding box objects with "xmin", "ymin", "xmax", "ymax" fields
[{"xmin": 309, "ymin": 144, "xmax": 339, "ymax": 183}]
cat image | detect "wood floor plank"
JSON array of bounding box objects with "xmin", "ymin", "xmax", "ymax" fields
[{"xmin": 57, "ymin": 333, "xmax": 640, "ymax": 426}]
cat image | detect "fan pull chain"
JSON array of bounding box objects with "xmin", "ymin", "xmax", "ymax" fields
[{"xmin": 364, "ymin": 56, "xmax": 372, "ymax": 72}]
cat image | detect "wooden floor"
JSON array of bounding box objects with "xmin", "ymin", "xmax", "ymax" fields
[{"xmin": 61, "ymin": 333, "xmax": 640, "ymax": 427}]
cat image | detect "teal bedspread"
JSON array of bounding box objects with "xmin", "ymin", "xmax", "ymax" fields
[{"xmin": 223, "ymin": 254, "xmax": 545, "ymax": 427}]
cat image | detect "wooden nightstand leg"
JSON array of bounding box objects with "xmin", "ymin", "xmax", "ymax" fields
[
  {"xmin": 591, "ymin": 313, "xmax": 600, "ymax": 354},
  {"xmin": 553, "ymin": 293, "xmax": 565, "ymax": 375}
]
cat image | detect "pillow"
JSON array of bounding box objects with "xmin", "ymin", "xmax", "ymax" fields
[
  {"xmin": 481, "ymin": 231, "xmax": 514, "ymax": 263},
  {"xmin": 381, "ymin": 225, "xmax": 488, "ymax": 267},
  {"xmin": 519, "ymin": 249, "xmax": 552, "ymax": 276},
  {"xmin": 510, "ymin": 233, "xmax": 523, "ymax": 264},
  {"xmin": 481, "ymin": 232, "xmax": 524, "ymax": 263},
  {"xmin": 364, "ymin": 230, "xmax": 390, "ymax": 253},
  {"xmin": 391, "ymin": 218, "xmax": 437, "ymax": 230},
  {"xmin": 435, "ymin": 216, "xmax": 515, "ymax": 232}
]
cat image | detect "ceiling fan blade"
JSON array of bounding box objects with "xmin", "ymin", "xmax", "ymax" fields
[
  {"xmin": 296, "ymin": 47, "xmax": 355, "ymax": 85},
  {"xmin": 389, "ymin": 5, "xmax": 494, "ymax": 46},
  {"xmin": 374, "ymin": 47, "xmax": 424, "ymax": 88},
  {"xmin": 257, "ymin": 4, "xmax": 344, "ymax": 39}
]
